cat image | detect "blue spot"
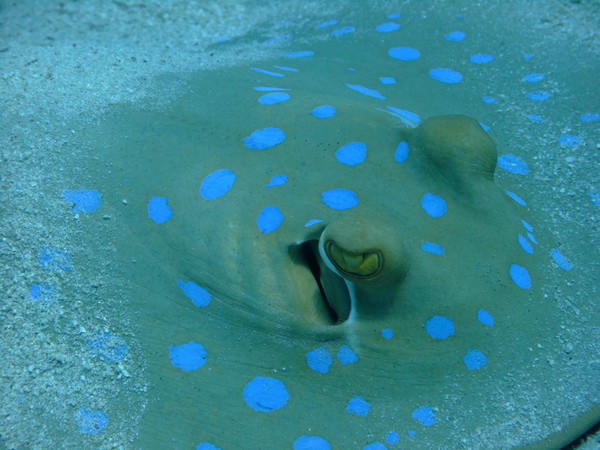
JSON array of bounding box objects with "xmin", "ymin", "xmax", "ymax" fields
[
  {"xmin": 384, "ymin": 107, "xmax": 421, "ymax": 126},
  {"xmin": 590, "ymin": 192, "xmax": 600, "ymax": 207},
  {"xmin": 74, "ymin": 408, "xmax": 108, "ymax": 434},
  {"xmin": 481, "ymin": 96, "xmax": 497, "ymax": 104},
  {"xmin": 550, "ymin": 248, "xmax": 573, "ymax": 271},
  {"xmin": 421, "ymin": 193, "xmax": 447, "ymax": 218},
  {"xmin": 376, "ymin": 22, "xmax": 400, "ymax": 32},
  {"xmin": 321, "ymin": 188, "xmax": 359, "ymax": 210},
  {"xmin": 509, "ymin": 264, "xmax": 531, "ymax": 289},
  {"xmin": 580, "ymin": 112, "xmax": 600, "ymax": 122},
  {"xmin": 305, "ymin": 219, "xmax": 323, "ymax": 227},
  {"xmin": 243, "ymin": 376, "xmax": 289, "ymax": 412},
  {"xmin": 363, "ymin": 442, "xmax": 387, "ymax": 450},
  {"xmin": 177, "ymin": 280, "xmax": 211, "ymax": 307},
  {"xmin": 29, "ymin": 283, "xmax": 53, "ymax": 301},
  {"xmin": 253, "ymin": 86, "xmax": 290, "ymax": 92},
  {"xmin": 293, "ymin": 435, "xmax": 331, "ymax": 450},
  {"xmin": 196, "ymin": 443, "xmax": 221, "ymax": 450},
  {"xmin": 337, "ymin": 345, "xmax": 358, "ymax": 365},
  {"xmin": 379, "ymin": 76, "xmax": 396, "ymax": 85},
  {"xmin": 470, "ymin": 54, "xmax": 493, "ymax": 64},
  {"xmin": 86, "ymin": 332, "xmax": 129, "ymax": 362},
  {"xmin": 169, "ymin": 342, "xmax": 207, "ymax": 371},
  {"xmin": 425, "ymin": 315, "xmax": 455, "ymax": 339},
  {"xmin": 347, "ymin": 396, "xmax": 371, "ymax": 417},
  {"xmin": 258, "ymin": 92, "xmax": 290, "ymax": 105},
  {"xmin": 273, "ymin": 65, "xmax": 298, "ymax": 72},
  {"xmin": 265, "ymin": 174, "xmax": 288, "ymax": 187},
  {"xmin": 522, "ymin": 73, "xmax": 545, "ymax": 82},
  {"xmin": 147, "ymin": 196, "xmax": 173, "ymax": 224},
  {"xmin": 388, "ymin": 47, "xmax": 420, "ymax": 61},
  {"xmin": 243, "ymin": 127, "xmax": 286, "ymax": 150},
  {"xmin": 38, "ymin": 247, "xmax": 71, "ymax": 272},
  {"xmin": 306, "ymin": 347, "xmax": 333, "ymax": 373},
  {"xmin": 528, "ymin": 114, "xmax": 544, "ymax": 123},
  {"xmin": 421, "ymin": 242, "xmax": 444, "ymax": 256},
  {"xmin": 386, "ymin": 431, "xmax": 399, "ymax": 445},
  {"xmin": 505, "ymin": 190, "xmax": 527, "ymax": 206},
  {"xmin": 381, "ymin": 328, "xmax": 394, "ymax": 339},
  {"xmin": 200, "ymin": 169, "xmax": 236, "ymax": 200},
  {"xmin": 528, "ymin": 231, "xmax": 538, "ymax": 245},
  {"xmin": 283, "ymin": 51, "xmax": 314, "ymax": 58},
  {"xmin": 558, "ymin": 134, "xmax": 581, "ymax": 148},
  {"xmin": 521, "ymin": 219, "xmax": 534, "ymax": 232},
  {"xmin": 497, "ymin": 153, "xmax": 530, "ymax": 175},
  {"xmin": 388, "ymin": 13, "xmax": 401, "ymax": 19},
  {"xmin": 444, "ymin": 31, "xmax": 466, "ymax": 42},
  {"xmin": 345, "ymin": 83, "xmax": 386, "ymax": 99},
  {"xmin": 526, "ymin": 91, "xmax": 551, "ymax": 101},
  {"xmin": 251, "ymin": 67, "xmax": 284, "ymax": 77},
  {"xmin": 335, "ymin": 142, "xmax": 367, "ymax": 165},
  {"xmin": 411, "ymin": 406, "xmax": 437, "ymax": 426},
  {"xmin": 429, "ymin": 68, "xmax": 463, "ymax": 84},
  {"xmin": 257, "ymin": 206, "xmax": 284, "ymax": 233},
  {"xmin": 316, "ymin": 19, "xmax": 338, "ymax": 29},
  {"xmin": 463, "ymin": 349, "xmax": 487, "ymax": 370},
  {"xmin": 518, "ymin": 234, "xmax": 534, "ymax": 255},
  {"xmin": 407, "ymin": 430, "xmax": 416, "ymax": 437},
  {"xmin": 311, "ymin": 105, "xmax": 336, "ymax": 118},
  {"xmin": 62, "ymin": 188, "xmax": 102, "ymax": 213},
  {"xmin": 477, "ymin": 309, "xmax": 494, "ymax": 326},
  {"xmin": 394, "ymin": 141, "xmax": 409, "ymax": 163},
  {"xmin": 479, "ymin": 121, "xmax": 491, "ymax": 132},
  {"xmin": 331, "ymin": 26, "xmax": 355, "ymax": 37}
]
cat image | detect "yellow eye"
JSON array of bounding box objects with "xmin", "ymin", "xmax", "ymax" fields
[{"xmin": 325, "ymin": 240, "xmax": 382, "ymax": 279}]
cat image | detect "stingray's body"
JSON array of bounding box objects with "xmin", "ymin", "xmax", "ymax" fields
[{"xmin": 85, "ymin": 11, "xmax": 599, "ymax": 449}]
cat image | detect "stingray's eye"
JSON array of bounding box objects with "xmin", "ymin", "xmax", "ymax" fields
[{"xmin": 324, "ymin": 240, "xmax": 382, "ymax": 279}]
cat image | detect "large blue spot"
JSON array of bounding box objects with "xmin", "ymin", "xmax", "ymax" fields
[
  {"xmin": 411, "ymin": 406, "xmax": 437, "ymax": 426},
  {"xmin": 38, "ymin": 247, "xmax": 71, "ymax": 272},
  {"xmin": 444, "ymin": 31, "xmax": 466, "ymax": 41},
  {"xmin": 74, "ymin": 408, "xmax": 109, "ymax": 434},
  {"xmin": 177, "ymin": 280, "xmax": 212, "ymax": 307},
  {"xmin": 347, "ymin": 396, "xmax": 371, "ymax": 417},
  {"xmin": 86, "ymin": 332, "xmax": 129, "ymax": 362},
  {"xmin": 147, "ymin": 196, "xmax": 173, "ymax": 224},
  {"xmin": 463, "ymin": 349, "xmax": 487, "ymax": 370},
  {"xmin": 257, "ymin": 206, "xmax": 284, "ymax": 233},
  {"xmin": 421, "ymin": 242, "xmax": 444, "ymax": 256},
  {"xmin": 376, "ymin": 22, "xmax": 400, "ymax": 32},
  {"xmin": 243, "ymin": 376, "xmax": 289, "ymax": 412},
  {"xmin": 550, "ymin": 248, "xmax": 573, "ymax": 271},
  {"xmin": 526, "ymin": 90, "xmax": 551, "ymax": 101},
  {"xmin": 335, "ymin": 142, "xmax": 367, "ymax": 165},
  {"xmin": 477, "ymin": 309, "xmax": 494, "ymax": 326},
  {"xmin": 321, "ymin": 188, "xmax": 359, "ymax": 210},
  {"xmin": 310, "ymin": 104, "xmax": 336, "ymax": 118},
  {"xmin": 518, "ymin": 234, "xmax": 534, "ymax": 255},
  {"xmin": 429, "ymin": 68, "xmax": 463, "ymax": 84},
  {"xmin": 425, "ymin": 315, "xmax": 455, "ymax": 339},
  {"xmin": 421, "ymin": 193, "xmax": 447, "ymax": 217},
  {"xmin": 337, "ymin": 345, "xmax": 358, "ymax": 365},
  {"xmin": 293, "ymin": 435, "xmax": 331, "ymax": 450},
  {"xmin": 200, "ymin": 169, "xmax": 236, "ymax": 200},
  {"xmin": 169, "ymin": 342, "xmax": 207, "ymax": 371},
  {"xmin": 394, "ymin": 141, "xmax": 409, "ymax": 163},
  {"xmin": 345, "ymin": 83, "xmax": 386, "ymax": 99},
  {"xmin": 470, "ymin": 54, "xmax": 493, "ymax": 64},
  {"xmin": 258, "ymin": 92, "xmax": 290, "ymax": 105},
  {"xmin": 243, "ymin": 127, "xmax": 286, "ymax": 150},
  {"xmin": 509, "ymin": 264, "xmax": 531, "ymax": 289},
  {"xmin": 283, "ymin": 51, "xmax": 314, "ymax": 58},
  {"xmin": 62, "ymin": 188, "xmax": 102, "ymax": 213},
  {"xmin": 306, "ymin": 347, "xmax": 333, "ymax": 373},
  {"xmin": 497, "ymin": 153, "xmax": 530, "ymax": 175},
  {"xmin": 388, "ymin": 47, "xmax": 420, "ymax": 61}
]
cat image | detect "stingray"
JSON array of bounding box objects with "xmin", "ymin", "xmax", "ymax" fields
[{"xmin": 65, "ymin": 6, "xmax": 599, "ymax": 449}]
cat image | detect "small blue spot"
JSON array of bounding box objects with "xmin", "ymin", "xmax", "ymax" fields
[
  {"xmin": 411, "ymin": 406, "xmax": 437, "ymax": 426},
  {"xmin": 381, "ymin": 328, "xmax": 394, "ymax": 339},
  {"xmin": 62, "ymin": 188, "xmax": 102, "ymax": 213},
  {"xmin": 497, "ymin": 154, "xmax": 530, "ymax": 175},
  {"xmin": 283, "ymin": 51, "xmax": 314, "ymax": 58},
  {"xmin": 316, "ymin": 19, "xmax": 338, "ymax": 29},
  {"xmin": 257, "ymin": 206, "xmax": 284, "ymax": 234},
  {"xmin": 394, "ymin": 141, "xmax": 409, "ymax": 163},
  {"xmin": 169, "ymin": 342, "xmax": 207, "ymax": 371},
  {"xmin": 29, "ymin": 283, "xmax": 53, "ymax": 301},
  {"xmin": 421, "ymin": 193, "xmax": 447, "ymax": 218},
  {"xmin": 591, "ymin": 192, "xmax": 600, "ymax": 207},
  {"xmin": 273, "ymin": 65, "xmax": 298, "ymax": 72},
  {"xmin": 306, "ymin": 347, "xmax": 333, "ymax": 373},
  {"xmin": 407, "ymin": 430, "xmax": 416, "ymax": 437},
  {"xmin": 305, "ymin": 219, "xmax": 323, "ymax": 227},
  {"xmin": 74, "ymin": 408, "xmax": 109, "ymax": 434},
  {"xmin": 528, "ymin": 231, "xmax": 538, "ymax": 245},
  {"xmin": 479, "ymin": 121, "xmax": 491, "ymax": 132},
  {"xmin": 388, "ymin": 47, "xmax": 420, "ymax": 61},
  {"xmin": 345, "ymin": 83, "xmax": 386, "ymax": 99},
  {"xmin": 463, "ymin": 349, "xmax": 487, "ymax": 370},
  {"xmin": 177, "ymin": 280, "xmax": 211, "ymax": 307},
  {"xmin": 385, "ymin": 431, "xmax": 399, "ymax": 445},
  {"xmin": 477, "ymin": 309, "xmax": 494, "ymax": 326},
  {"xmin": 196, "ymin": 443, "xmax": 221, "ymax": 450},
  {"xmin": 444, "ymin": 31, "xmax": 465, "ymax": 41},
  {"xmin": 526, "ymin": 91, "xmax": 551, "ymax": 101},
  {"xmin": 518, "ymin": 234, "xmax": 534, "ymax": 255},
  {"xmin": 379, "ymin": 76, "xmax": 396, "ymax": 85},
  {"xmin": 251, "ymin": 67, "xmax": 284, "ymax": 77},
  {"xmin": 376, "ymin": 22, "xmax": 400, "ymax": 32},
  {"xmin": 321, "ymin": 188, "xmax": 359, "ymax": 210},
  {"xmin": 522, "ymin": 73, "xmax": 545, "ymax": 82},
  {"xmin": 528, "ymin": 114, "xmax": 544, "ymax": 123},
  {"xmin": 363, "ymin": 442, "xmax": 387, "ymax": 450},
  {"xmin": 200, "ymin": 169, "xmax": 236, "ymax": 200},
  {"xmin": 388, "ymin": 13, "xmax": 401, "ymax": 19},
  {"xmin": 425, "ymin": 315, "xmax": 454, "ymax": 339},
  {"xmin": 385, "ymin": 107, "xmax": 421, "ymax": 126},
  {"xmin": 293, "ymin": 435, "xmax": 331, "ymax": 450},
  {"xmin": 505, "ymin": 190, "xmax": 527, "ymax": 206},
  {"xmin": 347, "ymin": 396, "xmax": 371, "ymax": 417},
  {"xmin": 243, "ymin": 127, "xmax": 286, "ymax": 150},
  {"xmin": 38, "ymin": 247, "xmax": 71, "ymax": 272},
  {"xmin": 265, "ymin": 174, "xmax": 287, "ymax": 187},
  {"xmin": 550, "ymin": 248, "xmax": 573, "ymax": 271},
  {"xmin": 147, "ymin": 196, "xmax": 173, "ymax": 224},
  {"xmin": 509, "ymin": 264, "xmax": 531, "ymax": 289},
  {"xmin": 470, "ymin": 54, "xmax": 493, "ymax": 64},
  {"xmin": 86, "ymin": 332, "xmax": 129, "ymax": 362},
  {"xmin": 337, "ymin": 345, "xmax": 358, "ymax": 365},
  {"xmin": 258, "ymin": 92, "xmax": 290, "ymax": 105},
  {"xmin": 421, "ymin": 242, "xmax": 444, "ymax": 256},
  {"xmin": 429, "ymin": 68, "xmax": 463, "ymax": 84},
  {"xmin": 580, "ymin": 112, "xmax": 600, "ymax": 122},
  {"xmin": 311, "ymin": 105, "xmax": 336, "ymax": 118},
  {"xmin": 558, "ymin": 134, "xmax": 581, "ymax": 148},
  {"xmin": 521, "ymin": 219, "xmax": 534, "ymax": 232},
  {"xmin": 481, "ymin": 96, "xmax": 497, "ymax": 104},
  {"xmin": 331, "ymin": 26, "xmax": 355, "ymax": 37},
  {"xmin": 243, "ymin": 376, "xmax": 289, "ymax": 412},
  {"xmin": 335, "ymin": 142, "xmax": 367, "ymax": 165}
]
